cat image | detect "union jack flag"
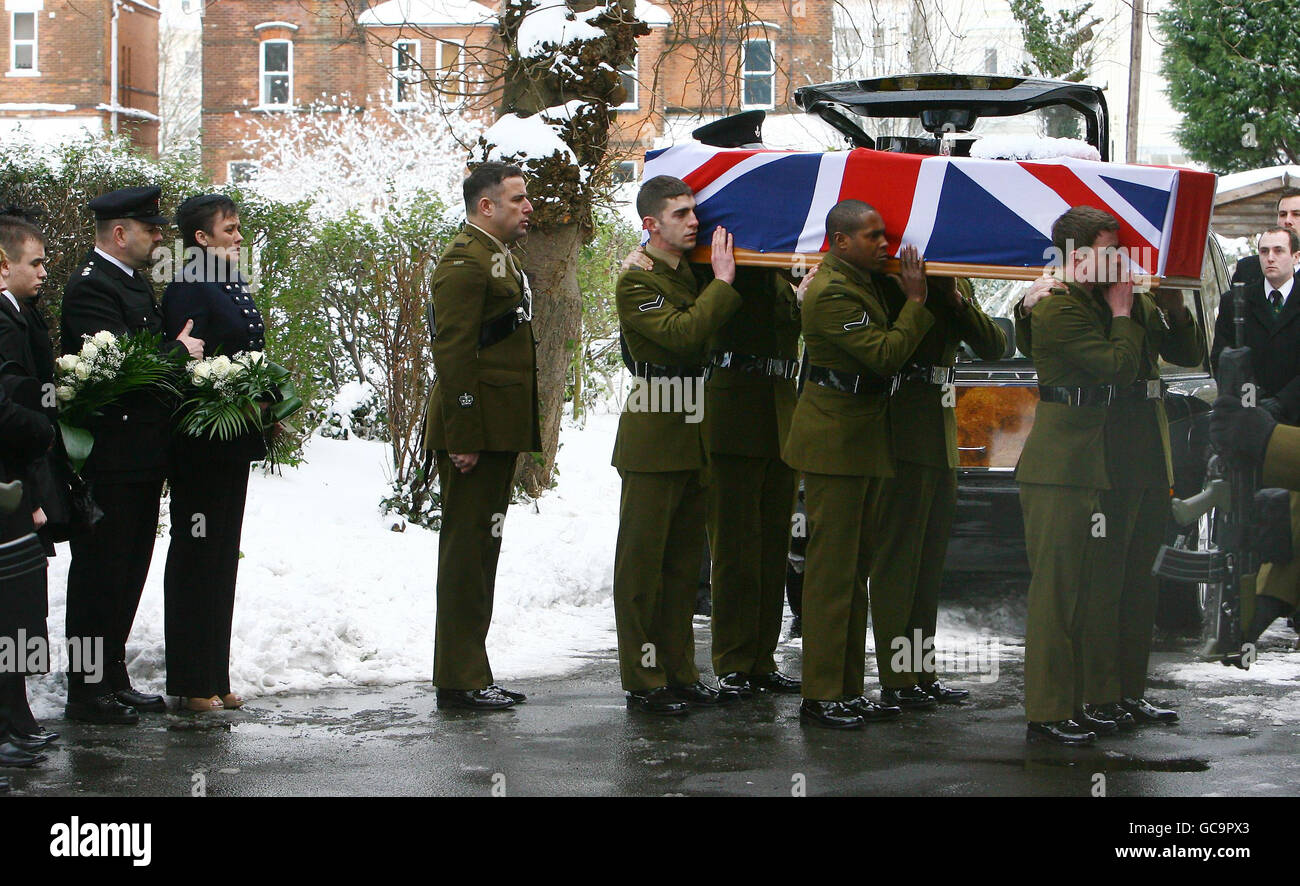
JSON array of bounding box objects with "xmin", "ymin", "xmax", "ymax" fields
[{"xmin": 641, "ymin": 143, "xmax": 1216, "ymax": 279}]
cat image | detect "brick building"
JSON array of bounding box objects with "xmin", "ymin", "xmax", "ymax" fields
[
  {"xmin": 0, "ymin": 0, "xmax": 160, "ymax": 153},
  {"xmin": 200, "ymin": 1, "xmax": 835, "ymax": 183}
]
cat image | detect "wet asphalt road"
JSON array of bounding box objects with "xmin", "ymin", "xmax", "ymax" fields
[{"xmin": 3, "ymin": 608, "xmax": 1298, "ymax": 797}]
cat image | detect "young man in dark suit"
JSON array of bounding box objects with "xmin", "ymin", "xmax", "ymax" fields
[{"xmin": 1229, "ymin": 189, "xmax": 1300, "ymax": 287}]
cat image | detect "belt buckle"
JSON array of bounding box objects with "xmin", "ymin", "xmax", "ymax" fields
[
  {"xmin": 1146, "ymin": 379, "xmax": 1161, "ymax": 400},
  {"xmin": 929, "ymin": 366, "xmax": 947, "ymax": 385}
]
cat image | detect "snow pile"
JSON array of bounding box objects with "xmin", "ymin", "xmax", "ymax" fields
[
  {"xmin": 970, "ymin": 134, "xmax": 1102, "ymax": 162},
  {"xmin": 27, "ymin": 414, "xmax": 624, "ymax": 717},
  {"xmin": 485, "ymin": 103, "xmax": 584, "ymax": 169},
  {"xmin": 516, "ymin": 1, "xmax": 606, "ymax": 57}
]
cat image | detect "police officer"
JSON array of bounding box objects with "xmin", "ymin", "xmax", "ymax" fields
[
  {"xmin": 612, "ymin": 175, "xmax": 743, "ymax": 715},
  {"xmin": 422, "ymin": 162, "xmax": 540, "ymax": 711},
  {"xmin": 61, "ymin": 187, "xmax": 204, "ymax": 725},
  {"xmin": 783, "ymin": 199, "xmax": 931, "ymax": 729},
  {"xmin": 869, "ymin": 275, "xmax": 1005, "ymax": 708},
  {"xmin": 1016, "ymin": 206, "xmax": 1154, "ymax": 745}
]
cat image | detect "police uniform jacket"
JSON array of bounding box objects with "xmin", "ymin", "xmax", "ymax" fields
[
  {"xmin": 162, "ymin": 263, "xmax": 268, "ymax": 463},
  {"xmin": 782, "ymin": 251, "xmax": 934, "ymax": 477},
  {"xmin": 1014, "ymin": 283, "xmax": 1145, "ymax": 489},
  {"xmin": 60, "ymin": 251, "xmax": 187, "ymax": 480},
  {"xmin": 611, "ymin": 246, "xmax": 741, "ymax": 473},
  {"xmin": 423, "ymin": 224, "xmax": 540, "ymax": 455}
]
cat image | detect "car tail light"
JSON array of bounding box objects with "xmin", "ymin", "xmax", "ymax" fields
[{"xmin": 955, "ymin": 385, "xmax": 1039, "ymax": 468}]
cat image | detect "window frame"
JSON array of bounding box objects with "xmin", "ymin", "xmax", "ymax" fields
[
  {"xmin": 392, "ymin": 38, "xmax": 421, "ymax": 105},
  {"xmin": 259, "ymin": 38, "xmax": 293, "ymax": 108},
  {"xmin": 615, "ymin": 52, "xmax": 638, "ymax": 111},
  {"xmin": 740, "ymin": 37, "xmax": 775, "ymax": 111},
  {"xmin": 435, "ymin": 39, "xmax": 466, "ymax": 97},
  {"xmin": 9, "ymin": 11, "xmax": 37, "ymax": 75}
]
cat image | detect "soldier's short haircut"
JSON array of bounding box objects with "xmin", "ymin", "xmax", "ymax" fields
[
  {"xmin": 0, "ymin": 206, "xmax": 44, "ymax": 262},
  {"xmin": 464, "ymin": 161, "xmax": 525, "ymax": 215},
  {"xmin": 636, "ymin": 175, "xmax": 693, "ymax": 221},
  {"xmin": 1277, "ymin": 187, "xmax": 1300, "ymax": 208},
  {"xmin": 176, "ymin": 194, "xmax": 239, "ymax": 250},
  {"xmin": 1051, "ymin": 206, "xmax": 1119, "ymax": 257},
  {"xmin": 1261, "ymin": 226, "xmax": 1300, "ymax": 253},
  {"xmin": 825, "ymin": 199, "xmax": 877, "ymax": 239}
]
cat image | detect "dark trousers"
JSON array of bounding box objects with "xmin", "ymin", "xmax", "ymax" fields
[
  {"xmin": 0, "ymin": 673, "xmax": 37, "ymax": 734},
  {"xmin": 164, "ymin": 458, "xmax": 251, "ymax": 697},
  {"xmin": 65, "ymin": 476, "xmax": 163, "ymax": 696},
  {"xmin": 433, "ymin": 450, "xmax": 517, "ymax": 691}
]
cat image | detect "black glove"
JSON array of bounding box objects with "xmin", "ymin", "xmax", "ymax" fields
[
  {"xmin": 1259, "ymin": 397, "xmax": 1287, "ymax": 420},
  {"xmin": 1210, "ymin": 395, "xmax": 1277, "ymax": 463}
]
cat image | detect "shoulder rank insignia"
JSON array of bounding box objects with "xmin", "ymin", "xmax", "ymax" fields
[
  {"xmin": 80, "ymin": 265, "xmax": 92, "ymax": 277},
  {"xmin": 637, "ymin": 294, "xmax": 665, "ymax": 312},
  {"xmin": 457, "ymin": 392, "xmax": 474, "ymax": 407}
]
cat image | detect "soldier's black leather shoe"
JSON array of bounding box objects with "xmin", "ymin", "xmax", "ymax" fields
[
  {"xmin": 845, "ymin": 696, "xmax": 902, "ymax": 721},
  {"xmin": 6, "ymin": 731, "xmax": 57, "ymax": 752},
  {"xmin": 1085, "ymin": 702, "xmax": 1136, "ymax": 732},
  {"xmin": 799, "ymin": 700, "xmax": 864, "ymax": 729},
  {"xmin": 115, "ymin": 688, "xmax": 167, "ymax": 713},
  {"xmin": 489, "ymin": 684, "xmax": 527, "ymax": 703},
  {"xmin": 13, "ymin": 727, "xmax": 59, "ymax": 744},
  {"xmin": 881, "ymin": 685, "xmax": 938, "ymax": 709},
  {"xmin": 670, "ymin": 681, "xmax": 740, "ymax": 705},
  {"xmin": 626, "ymin": 687, "xmax": 688, "ymax": 716},
  {"xmin": 66, "ymin": 693, "xmax": 139, "ymax": 725},
  {"xmin": 1074, "ymin": 708, "xmax": 1119, "ymax": 736},
  {"xmin": 718, "ymin": 672, "xmax": 754, "ymax": 697},
  {"xmin": 436, "ymin": 687, "xmax": 517, "ymax": 710},
  {"xmin": 750, "ymin": 671, "xmax": 802, "ymax": 694},
  {"xmin": 921, "ymin": 680, "xmax": 970, "ymax": 703},
  {"xmin": 0, "ymin": 742, "xmax": 45, "ymax": 767},
  {"xmin": 1121, "ymin": 697, "xmax": 1178, "ymax": 724},
  {"xmin": 1026, "ymin": 720, "xmax": 1096, "ymax": 745},
  {"xmin": 0, "ymin": 776, "xmax": 8, "ymax": 792}
]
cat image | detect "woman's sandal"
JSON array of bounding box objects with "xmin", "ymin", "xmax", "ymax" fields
[
  {"xmin": 180, "ymin": 696, "xmax": 224, "ymax": 713},
  {"xmin": 220, "ymin": 693, "xmax": 245, "ymax": 710}
]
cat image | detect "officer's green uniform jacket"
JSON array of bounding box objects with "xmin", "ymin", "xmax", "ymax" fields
[
  {"xmin": 423, "ymin": 224, "xmax": 541, "ymax": 454},
  {"xmin": 611, "ymin": 246, "xmax": 741, "ymax": 471},
  {"xmin": 882, "ymin": 277, "xmax": 1006, "ymax": 469},
  {"xmin": 782, "ymin": 252, "xmax": 934, "ymax": 477},
  {"xmin": 696, "ymin": 265, "xmax": 802, "ymax": 457},
  {"xmin": 1014, "ymin": 283, "xmax": 1145, "ymax": 488},
  {"xmin": 1016, "ymin": 287, "xmax": 1202, "ymax": 488},
  {"xmin": 1265, "ymin": 423, "xmax": 1300, "ymax": 490}
]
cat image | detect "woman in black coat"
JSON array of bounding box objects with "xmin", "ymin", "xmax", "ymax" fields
[{"xmin": 161, "ymin": 195, "xmax": 267, "ymax": 714}]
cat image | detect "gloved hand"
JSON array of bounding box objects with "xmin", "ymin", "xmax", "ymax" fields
[
  {"xmin": 1210, "ymin": 395, "xmax": 1277, "ymax": 463},
  {"xmin": 1259, "ymin": 397, "xmax": 1287, "ymax": 421}
]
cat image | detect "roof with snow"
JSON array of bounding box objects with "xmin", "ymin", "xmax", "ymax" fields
[
  {"xmin": 1216, "ymin": 165, "xmax": 1300, "ymax": 200},
  {"xmin": 637, "ymin": 1, "xmax": 671, "ymax": 26},
  {"xmin": 358, "ymin": 0, "xmax": 496, "ymax": 27},
  {"xmin": 1213, "ymin": 165, "xmax": 1300, "ymax": 238}
]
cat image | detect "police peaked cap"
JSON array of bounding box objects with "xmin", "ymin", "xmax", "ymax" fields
[
  {"xmin": 692, "ymin": 110, "xmax": 766, "ymax": 148},
  {"xmin": 88, "ymin": 186, "xmax": 169, "ymax": 225}
]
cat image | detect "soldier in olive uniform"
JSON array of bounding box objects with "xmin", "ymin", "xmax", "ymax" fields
[
  {"xmin": 61, "ymin": 187, "xmax": 205, "ymax": 725},
  {"xmin": 869, "ymin": 276, "xmax": 1006, "ymax": 708},
  {"xmin": 422, "ymin": 162, "xmax": 540, "ymax": 711},
  {"xmin": 782, "ymin": 199, "xmax": 933, "ymax": 729},
  {"xmin": 1016, "ymin": 206, "xmax": 1156, "ymax": 744},
  {"xmin": 1019, "ymin": 266, "xmax": 1200, "ymax": 728},
  {"xmin": 612, "ymin": 175, "xmax": 744, "ymax": 715}
]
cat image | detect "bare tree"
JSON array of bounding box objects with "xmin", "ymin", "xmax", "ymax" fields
[{"xmin": 158, "ymin": 5, "xmax": 202, "ymax": 150}]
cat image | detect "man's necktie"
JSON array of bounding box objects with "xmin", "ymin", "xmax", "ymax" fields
[{"xmin": 1270, "ymin": 289, "xmax": 1284, "ymax": 314}]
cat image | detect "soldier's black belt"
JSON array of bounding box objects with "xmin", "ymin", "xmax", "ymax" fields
[
  {"xmin": 479, "ymin": 307, "xmax": 529, "ymax": 349},
  {"xmin": 900, "ymin": 363, "xmax": 956, "ymax": 386},
  {"xmin": 1113, "ymin": 379, "xmax": 1165, "ymax": 402},
  {"xmin": 708, "ymin": 351, "xmax": 799, "ymax": 379},
  {"xmin": 1037, "ymin": 384, "xmax": 1115, "ymax": 407},
  {"xmin": 807, "ymin": 364, "xmax": 900, "ymax": 396},
  {"xmin": 631, "ymin": 361, "xmax": 704, "ymax": 380}
]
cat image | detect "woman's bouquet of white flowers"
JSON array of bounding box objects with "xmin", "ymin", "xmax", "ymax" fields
[
  {"xmin": 175, "ymin": 350, "xmax": 302, "ymax": 463},
  {"xmin": 54, "ymin": 330, "xmax": 186, "ymax": 470}
]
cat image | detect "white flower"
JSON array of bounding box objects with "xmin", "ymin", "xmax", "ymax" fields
[
  {"xmin": 73, "ymin": 362, "xmax": 91, "ymax": 380},
  {"xmin": 55, "ymin": 354, "xmax": 78, "ymax": 373},
  {"xmin": 192, "ymin": 361, "xmax": 212, "ymax": 380},
  {"xmin": 244, "ymin": 351, "xmax": 265, "ymax": 365},
  {"xmin": 228, "ymin": 361, "xmax": 246, "ymax": 378},
  {"xmin": 55, "ymin": 385, "xmax": 75, "ymax": 402},
  {"xmin": 79, "ymin": 342, "xmax": 100, "ymax": 362},
  {"xmin": 211, "ymin": 355, "xmax": 232, "ymax": 379},
  {"xmin": 92, "ymin": 330, "xmax": 116, "ymax": 347}
]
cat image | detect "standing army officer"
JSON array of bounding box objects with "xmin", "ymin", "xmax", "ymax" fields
[
  {"xmin": 1015, "ymin": 206, "xmax": 1147, "ymax": 745},
  {"xmin": 1020, "ymin": 268, "xmax": 1200, "ymax": 729},
  {"xmin": 688, "ymin": 111, "xmax": 804, "ymax": 696},
  {"xmin": 782, "ymin": 199, "xmax": 932, "ymax": 729},
  {"xmin": 422, "ymin": 162, "xmax": 540, "ymax": 711},
  {"xmin": 869, "ymin": 276, "xmax": 1005, "ymax": 708},
  {"xmin": 612, "ymin": 175, "xmax": 743, "ymax": 715},
  {"xmin": 61, "ymin": 187, "xmax": 204, "ymax": 725}
]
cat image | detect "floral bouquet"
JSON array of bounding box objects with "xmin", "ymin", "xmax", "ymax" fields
[
  {"xmin": 55, "ymin": 330, "xmax": 186, "ymax": 471},
  {"xmin": 175, "ymin": 351, "xmax": 303, "ymax": 464}
]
